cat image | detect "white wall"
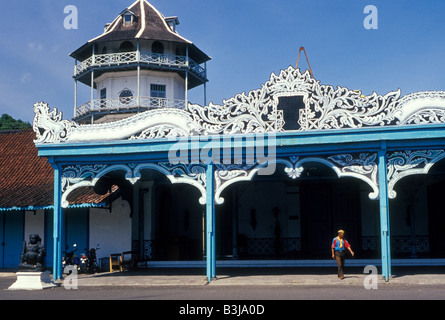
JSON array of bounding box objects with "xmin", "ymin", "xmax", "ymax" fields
[
  {"xmin": 89, "ymin": 197, "xmax": 132, "ymax": 260},
  {"xmin": 24, "ymin": 210, "xmax": 45, "ymax": 245},
  {"xmin": 95, "ymin": 70, "xmax": 185, "ymax": 101}
]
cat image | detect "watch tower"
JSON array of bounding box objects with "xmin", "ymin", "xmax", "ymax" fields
[{"xmin": 70, "ymin": 0, "xmax": 210, "ymax": 124}]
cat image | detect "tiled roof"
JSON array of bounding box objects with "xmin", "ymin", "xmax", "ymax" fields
[
  {"xmin": 70, "ymin": 0, "xmax": 210, "ymax": 64},
  {"xmin": 0, "ymin": 130, "xmax": 117, "ymax": 210},
  {"xmin": 91, "ymin": 0, "xmax": 190, "ymax": 45}
]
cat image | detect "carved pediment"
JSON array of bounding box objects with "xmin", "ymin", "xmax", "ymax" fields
[{"xmin": 33, "ymin": 66, "xmax": 445, "ymax": 144}]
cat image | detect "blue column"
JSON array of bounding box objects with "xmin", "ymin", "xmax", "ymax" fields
[
  {"xmin": 378, "ymin": 147, "xmax": 391, "ymax": 281},
  {"xmin": 206, "ymin": 163, "xmax": 216, "ymax": 282},
  {"xmin": 52, "ymin": 162, "xmax": 63, "ymax": 281}
]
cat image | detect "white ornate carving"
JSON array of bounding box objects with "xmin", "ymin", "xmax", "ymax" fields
[
  {"xmin": 327, "ymin": 153, "xmax": 379, "ymax": 199},
  {"xmin": 69, "ymin": 108, "xmax": 196, "ymax": 142},
  {"xmin": 61, "ymin": 162, "xmax": 208, "ymax": 207},
  {"xmin": 387, "ymin": 150, "xmax": 445, "ymax": 198},
  {"xmin": 213, "ymin": 153, "xmax": 380, "ymax": 204},
  {"xmin": 129, "ymin": 124, "xmax": 188, "ymax": 139},
  {"xmin": 146, "ymin": 162, "xmax": 207, "ymax": 205},
  {"xmin": 33, "ymin": 102, "xmax": 78, "ymax": 143},
  {"xmin": 396, "ymin": 91, "xmax": 445, "ymax": 125},
  {"xmin": 300, "ymin": 88, "xmax": 402, "ymax": 130},
  {"xmin": 61, "ymin": 164, "xmax": 134, "ymax": 208},
  {"xmin": 33, "ymin": 67, "xmax": 445, "ymax": 143},
  {"xmin": 283, "ymin": 156, "xmax": 305, "ymax": 179},
  {"xmin": 214, "ymin": 163, "xmax": 260, "ymax": 205}
]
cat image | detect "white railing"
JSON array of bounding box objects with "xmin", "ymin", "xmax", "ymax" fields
[
  {"xmin": 74, "ymin": 96, "xmax": 186, "ymax": 118},
  {"xmin": 74, "ymin": 51, "xmax": 206, "ymax": 79}
]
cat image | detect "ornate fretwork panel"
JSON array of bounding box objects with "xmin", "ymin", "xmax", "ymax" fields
[
  {"xmin": 387, "ymin": 150, "xmax": 445, "ymax": 199},
  {"xmin": 61, "ymin": 162, "xmax": 207, "ymax": 208},
  {"xmin": 214, "ymin": 153, "xmax": 380, "ymax": 204},
  {"xmin": 246, "ymin": 237, "xmax": 301, "ymax": 256},
  {"xmin": 361, "ymin": 235, "xmax": 430, "ymax": 254},
  {"xmin": 33, "ymin": 67, "xmax": 445, "ymax": 143}
]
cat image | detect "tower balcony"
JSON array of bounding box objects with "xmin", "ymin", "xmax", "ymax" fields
[
  {"xmin": 74, "ymin": 51, "xmax": 207, "ymax": 85},
  {"xmin": 74, "ymin": 96, "xmax": 186, "ymax": 122}
]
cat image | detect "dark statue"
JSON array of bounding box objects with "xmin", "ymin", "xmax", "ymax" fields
[{"xmin": 18, "ymin": 234, "xmax": 46, "ymax": 272}]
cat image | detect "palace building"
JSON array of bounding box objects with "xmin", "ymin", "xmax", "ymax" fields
[{"xmin": 10, "ymin": 0, "xmax": 445, "ymax": 282}]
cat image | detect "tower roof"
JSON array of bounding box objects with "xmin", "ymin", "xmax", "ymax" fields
[{"xmin": 70, "ymin": 0, "xmax": 210, "ymax": 64}]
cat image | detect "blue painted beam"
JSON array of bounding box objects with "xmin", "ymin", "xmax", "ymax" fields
[
  {"xmin": 50, "ymin": 160, "xmax": 63, "ymax": 281},
  {"xmin": 378, "ymin": 146, "xmax": 391, "ymax": 282},
  {"xmin": 206, "ymin": 163, "xmax": 216, "ymax": 282},
  {"xmin": 36, "ymin": 124, "xmax": 445, "ymax": 161}
]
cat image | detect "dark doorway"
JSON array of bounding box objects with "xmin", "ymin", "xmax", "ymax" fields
[
  {"xmin": 277, "ymin": 96, "xmax": 305, "ymax": 131},
  {"xmin": 153, "ymin": 184, "xmax": 203, "ymax": 261},
  {"xmin": 152, "ymin": 41, "xmax": 164, "ymax": 55},
  {"xmin": 427, "ymin": 179, "xmax": 445, "ymax": 257},
  {"xmin": 300, "ymin": 179, "xmax": 361, "ymax": 258}
]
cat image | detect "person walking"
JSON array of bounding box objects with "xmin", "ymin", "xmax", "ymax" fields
[{"xmin": 331, "ymin": 230, "xmax": 354, "ymax": 279}]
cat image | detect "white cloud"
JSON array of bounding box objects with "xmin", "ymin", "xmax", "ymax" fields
[
  {"xmin": 21, "ymin": 73, "xmax": 32, "ymax": 84},
  {"xmin": 28, "ymin": 42, "xmax": 43, "ymax": 51}
]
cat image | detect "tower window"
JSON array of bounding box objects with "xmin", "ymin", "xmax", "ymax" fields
[
  {"xmin": 100, "ymin": 88, "xmax": 107, "ymax": 108},
  {"xmin": 119, "ymin": 41, "xmax": 134, "ymax": 52},
  {"xmin": 152, "ymin": 41, "xmax": 164, "ymax": 55},
  {"xmin": 100, "ymin": 88, "xmax": 107, "ymax": 100},
  {"xmin": 150, "ymin": 84, "xmax": 166, "ymax": 98},
  {"xmin": 119, "ymin": 89, "xmax": 133, "ymax": 104}
]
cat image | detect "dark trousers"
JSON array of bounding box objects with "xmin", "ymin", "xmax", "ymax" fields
[{"xmin": 335, "ymin": 251, "xmax": 346, "ymax": 278}]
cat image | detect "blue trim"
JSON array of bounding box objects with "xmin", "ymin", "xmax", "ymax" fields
[
  {"xmin": 66, "ymin": 203, "xmax": 107, "ymax": 209},
  {"xmin": 0, "ymin": 203, "xmax": 107, "ymax": 212},
  {"xmin": 0, "ymin": 205, "xmax": 53, "ymax": 212},
  {"xmin": 35, "ymin": 123, "xmax": 445, "ymax": 159}
]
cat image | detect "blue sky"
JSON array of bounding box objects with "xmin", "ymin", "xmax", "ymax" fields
[{"xmin": 1, "ymin": 0, "xmax": 445, "ymax": 123}]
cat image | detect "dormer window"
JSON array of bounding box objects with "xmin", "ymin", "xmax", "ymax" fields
[
  {"xmin": 165, "ymin": 16, "xmax": 180, "ymax": 33},
  {"xmin": 123, "ymin": 13, "xmax": 134, "ymax": 26},
  {"xmin": 121, "ymin": 10, "xmax": 136, "ymax": 27}
]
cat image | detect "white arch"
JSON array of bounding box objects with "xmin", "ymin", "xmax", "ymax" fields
[
  {"xmin": 61, "ymin": 162, "xmax": 208, "ymax": 208},
  {"xmin": 214, "ymin": 154, "xmax": 380, "ymax": 205}
]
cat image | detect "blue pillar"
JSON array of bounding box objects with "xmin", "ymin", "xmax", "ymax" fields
[
  {"xmin": 378, "ymin": 147, "xmax": 391, "ymax": 281},
  {"xmin": 206, "ymin": 163, "xmax": 216, "ymax": 282},
  {"xmin": 51, "ymin": 162, "xmax": 63, "ymax": 281}
]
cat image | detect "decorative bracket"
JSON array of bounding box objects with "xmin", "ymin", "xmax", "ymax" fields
[
  {"xmin": 387, "ymin": 150, "xmax": 445, "ymax": 198},
  {"xmin": 213, "ymin": 153, "xmax": 380, "ymax": 204}
]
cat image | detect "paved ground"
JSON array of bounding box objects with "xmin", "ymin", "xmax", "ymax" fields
[
  {"xmin": 62, "ymin": 266, "xmax": 445, "ymax": 287},
  {"xmin": 0, "ymin": 266, "xmax": 444, "ymax": 287},
  {"xmin": 0, "ymin": 267, "xmax": 445, "ymax": 308}
]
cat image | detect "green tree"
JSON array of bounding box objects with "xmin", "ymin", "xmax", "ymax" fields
[{"xmin": 0, "ymin": 114, "xmax": 32, "ymax": 131}]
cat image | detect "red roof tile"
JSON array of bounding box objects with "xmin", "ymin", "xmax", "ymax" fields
[{"xmin": 0, "ymin": 129, "xmax": 117, "ymax": 209}]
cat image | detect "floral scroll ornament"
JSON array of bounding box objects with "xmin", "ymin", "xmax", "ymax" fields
[
  {"xmin": 327, "ymin": 153, "xmax": 379, "ymax": 199},
  {"xmin": 60, "ymin": 162, "xmax": 210, "ymax": 207},
  {"xmin": 32, "ymin": 67, "xmax": 445, "ymax": 143},
  {"xmin": 387, "ymin": 150, "xmax": 445, "ymax": 199}
]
